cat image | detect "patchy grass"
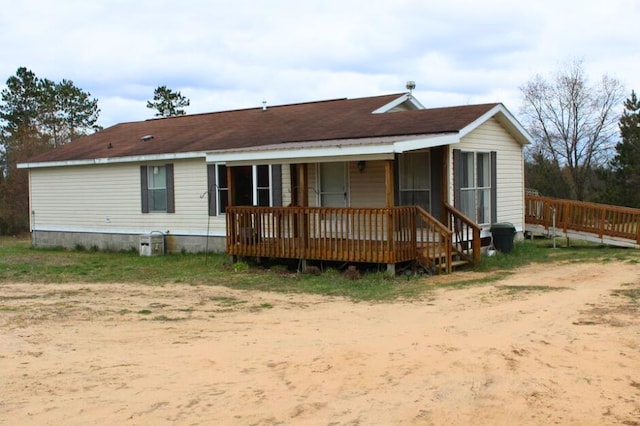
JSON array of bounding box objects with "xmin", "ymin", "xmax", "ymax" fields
[
  {"xmin": 1, "ymin": 235, "xmax": 638, "ymax": 302},
  {"xmin": 611, "ymin": 287, "xmax": 640, "ymax": 303},
  {"xmin": 474, "ymin": 237, "xmax": 639, "ymax": 273},
  {"xmin": 208, "ymin": 296, "xmax": 247, "ymax": 306},
  {"xmin": 494, "ymin": 285, "xmax": 571, "ymax": 295},
  {"xmin": 152, "ymin": 315, "xmax": 184, "ymax": 322}
]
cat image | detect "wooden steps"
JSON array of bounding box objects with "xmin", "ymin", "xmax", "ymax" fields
[{"xmin": 416, "ymin": 244, "xmax": 471, "ymax": 273}]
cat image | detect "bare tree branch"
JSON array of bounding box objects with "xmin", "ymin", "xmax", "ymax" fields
[{"xmin": 520, "ymin": 59, "xmax": 625, "ymax": 200}]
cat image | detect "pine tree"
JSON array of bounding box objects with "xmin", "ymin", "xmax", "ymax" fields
[
  {"xmin": 0, "ymin": 67, "xmax": 100, "ymax": 234},
  {"xmin": 146, "ymin": 85, "xmax": 190, "ymax": 117},
  {"xmin": 606, "ymin": 91, "xmax": 640, "ymax": 208}
]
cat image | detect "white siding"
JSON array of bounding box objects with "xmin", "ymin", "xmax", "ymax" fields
[
  {"xmin": 29, "ymin": 158, "xmax": 228, "ymax": 236},
  {"xmin": 449, "ymin": 118, "xmax": 525, "ymax": 231}
]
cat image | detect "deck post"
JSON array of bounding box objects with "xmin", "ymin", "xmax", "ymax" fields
[
  {"xmin": 384, "ymin": 160, "xmax": 394, "ymax": 208},
  {"xmin": 226, "ymin": 166, "xmax": 235, "ymax": 207},
  {"xmin": 386, "ymin": 263, "xmax": 396, "ymax": 276},
  {"xmin": 298, "ymin": 164, "xmax": 309, "ymax": 261},
  {"xmin": 384, "ymin": 160, "xmax": 395, "ymax": 267},
  {"xmin": 441, "ymin": 147, "xmax": 449, "ymax": 224}
]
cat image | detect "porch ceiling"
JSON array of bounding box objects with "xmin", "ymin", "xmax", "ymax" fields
[{"xmin": 207, "ymin": 133, "xmax": 459, "ymax": 165}]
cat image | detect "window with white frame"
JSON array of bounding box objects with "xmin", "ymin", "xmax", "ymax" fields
[
  {"xmin": 216, "ymin": 164, "xmax": 229, "ymax": 214},
  {"xmin": 140, "ymin": 164, "xmax": 174, "ymax": 213},
  {"xmin": 256, "ymin": 165, "xmax": 271, "ymax": 207},
  {"xmin": 460, "ymin": 151, "xmax": 492, "ymax": 224},
  {"xmin": 147, "ymin": 165, "xmax": 167, "ymax": 211},
  {"xmin": 211, "ymin": 164, "xmax": 275, "ymax": 214}
]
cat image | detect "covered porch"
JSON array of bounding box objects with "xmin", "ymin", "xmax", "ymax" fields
[
  {"xmin": 226, "ymin": 203, "xmax": 480, "ymax": 273},
  {"xmin": 219, "ymin": 145, "xmax": 482, "ymax": 273}
]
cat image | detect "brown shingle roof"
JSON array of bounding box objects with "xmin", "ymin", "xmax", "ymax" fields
[{"xmin": 24, "ymin": 93, "xmax": 499, "ymax": 163}]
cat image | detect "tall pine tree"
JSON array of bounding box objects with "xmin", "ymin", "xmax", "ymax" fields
[
  {"xmin": 146, "ymin": 85, "xmax": 190, "ymax": 117},
  {"xmin": 0, "ymin": 67, "xmax": 100, "ymax": 234},
  {"xmin": 605, "ymin": 91, "xmax": 640, "ymax": 208}
]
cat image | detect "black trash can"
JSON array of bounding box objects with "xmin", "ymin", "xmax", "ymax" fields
[{"xmin": 490, "ymin": 222, "xmax": 516, "ymax": 253}]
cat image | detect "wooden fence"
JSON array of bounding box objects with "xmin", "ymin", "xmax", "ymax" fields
[{"xmin": 525, "ymin": 195, "xmax": 640, "ymax": 245}]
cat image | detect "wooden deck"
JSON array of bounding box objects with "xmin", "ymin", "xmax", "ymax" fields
[
  {"xmin": 525, "ymin": 195, "xmax": 640, "ymax": 248},
  {"xmin": 226, "ymin": 205, "xmax": 480, "ymax": 273}
]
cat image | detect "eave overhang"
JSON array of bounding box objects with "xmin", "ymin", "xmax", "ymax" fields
[{"xmin": 207, "ymin": 134, "xmax": 459, "ymax": 166}]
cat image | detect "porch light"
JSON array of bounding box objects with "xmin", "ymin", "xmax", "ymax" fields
[{"xmin": 357, "ymin": 160, "xmax": 366, "ymax": 173}]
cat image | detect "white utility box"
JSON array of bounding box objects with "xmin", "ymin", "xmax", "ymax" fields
[{"xmin": 139, "ymin": 234, "xmax": 164, "ymax": 256}]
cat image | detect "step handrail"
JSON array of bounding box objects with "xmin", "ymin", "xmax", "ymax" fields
[
  {"xmin": 444, "ymin": 203, "xmax": 482, "ymax": 264},
  {"xmin": 414, "ymin": 206, "xmax": 453, "ymax": 273}
]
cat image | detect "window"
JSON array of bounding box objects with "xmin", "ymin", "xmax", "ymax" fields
[
  {"xmin": 217, "ymin": 164, "xmax": 229, "ymax": 214},
  {"xmin": 256, "ymin": 165, "xmax": 270, "ymax": 207},
  {"xmin": 140, "ymin": 164, "xmax": 174, "ymax": 213},
  {"xmin": 399, "ymin": 152, "xmax": 431, "ymax": 211},
  {"xmin": 208, "ymin": 164, "xmax": 280, "ymax": 215},
  {"xmin": 456, "ymin": 151, "xmax": 495, "ymax": 224},
  {"xmin": 148, "ymin": 166, "xmax": 167, "ymax": 211}
]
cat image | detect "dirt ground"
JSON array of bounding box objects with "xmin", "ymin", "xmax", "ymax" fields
[{"xmin": 1, "ymin": 261, "xmax": 639, "ymax": 425}]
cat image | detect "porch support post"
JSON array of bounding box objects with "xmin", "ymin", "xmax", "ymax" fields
[
  {"xmin": 441, "ymin": 148, "xmax": 449, "ymax": 223},
  {"xmin": 227, "ymin": 166, "xmax": 237, "ymax": 264},
  {"xmin": 227, "ymin": 166, "xmax": 235, "ymax": 207},
  {"xmin": 384, "ymin": 159, "xmax": 395, "ymax": 274},
  {"xmin": 297, "ymin": 164, "xmax": 309, "ymax": 262},
  {"xmin": 298, "ymin": 164, "xmax": 308, "ymax": 207},
  {"xmin": 384, "ymin": 160, "xmax": 394, "ymax": 208}
]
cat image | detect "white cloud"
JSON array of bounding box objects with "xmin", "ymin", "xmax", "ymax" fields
[{"xmin": 1, "ymin": 0, "xmax": 638, "ymax": 128}]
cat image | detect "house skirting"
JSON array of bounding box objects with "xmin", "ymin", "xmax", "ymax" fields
[{"xmin": 30, "ymin": 230, "xmax": 226, "ymax": 254}]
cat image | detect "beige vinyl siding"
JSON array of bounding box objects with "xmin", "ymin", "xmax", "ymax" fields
[
  {"xmin": 307, "ymin": 165, "xmax": 318, "ymax": 207},
  {"xmin": 450, "ymin": 118, "xmax": 525, "ymax": 231},
  {"xmin": 29, "ymin": 158, "xmax": 228, "ymax": 236},
  {"xmin": 349, "ymin": 160, "xmax": 386, "ymax": 207},
  {"xmin": 280, "ymin": 164, "xmax": 292, "ymax": 206}
]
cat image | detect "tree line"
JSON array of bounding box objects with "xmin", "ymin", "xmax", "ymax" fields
[
  {"xmin": 1, "ymin": 63, "xmax": 639, "ymax": 235},
  {"xmin": 0, "ymin": 67, "xmax": 189, "ymax": 234}
]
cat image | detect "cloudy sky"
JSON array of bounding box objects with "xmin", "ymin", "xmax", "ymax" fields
[{"xmin": 1, "ymin": 0, "xmax": 638, "ymax": 128}]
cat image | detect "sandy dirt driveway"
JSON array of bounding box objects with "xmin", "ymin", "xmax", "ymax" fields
[{"xmin": 1, "ymin": 261, "xmax": 639, "ymax": 425}]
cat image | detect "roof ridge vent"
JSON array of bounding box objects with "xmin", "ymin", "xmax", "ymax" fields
[{"xmin": 140, "ymin": 135, "xmax": 154, "ymax": 142}]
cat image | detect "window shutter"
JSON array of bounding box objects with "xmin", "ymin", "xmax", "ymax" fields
[
  {"xmin": 207, "ymin": 164, "xmax": 217, "ymax": 216},
  {"xmin": 140, "ymin": 166, "xmax": 149, "ymax": 213},
  {"xmin": 491, "ymin": 151, "xmax": 497, "ymax": 224},
  {"xmin": 271, "ymin": 164, "xmax": 282, "ymax": 206},
  {"xmin": 166, "ymin": 164, "xmax": 175, "ymax": 213},
  {"xmin": 453, "ymin": 149, "xmax": 462, "ymax": 210}
]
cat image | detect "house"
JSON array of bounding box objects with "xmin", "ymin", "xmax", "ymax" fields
[{"xmin": 18, "ymin": 92, "xmax": 532, "ymax": 273}]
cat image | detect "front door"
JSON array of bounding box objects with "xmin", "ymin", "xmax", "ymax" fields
[
  {"xmin": 318, "ymin": 162, "xmax": 347, "ymax": 207},
  {"xmin": 399, "ymin": 151, "xmax": 431, "ymax": 212}
]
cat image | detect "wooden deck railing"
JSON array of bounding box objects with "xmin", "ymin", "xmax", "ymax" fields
[
  {"xmin": 414, "ymin": 206, "xmax": 453, "ymax": 273},
  {"xmin": 226, "ymin": 205, "xmax": 466, "ymax": 270},
  {"xmin": 525, "ymin": 195, "xmax": 640, "ymax": 245},
  {"xmin": 444, "ymin": 203, "xmax": 482, "ymax": 264}
]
